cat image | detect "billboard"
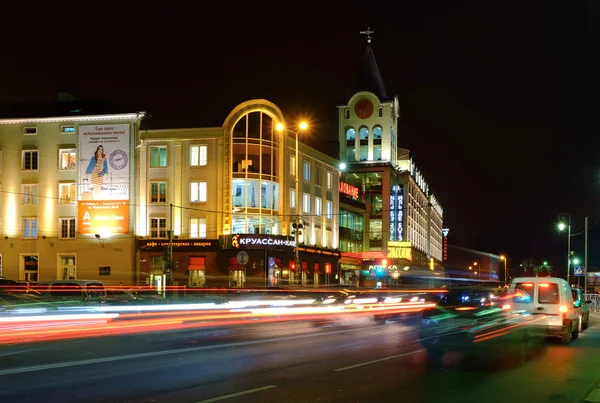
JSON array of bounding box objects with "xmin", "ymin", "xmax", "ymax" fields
[
  {"xmin": 78, "ymin": 200, "xmax": 129, "ymax": 234},
  {"xmin": 78, "ymin": 124, "xmax": 130, "ymax": 201}
]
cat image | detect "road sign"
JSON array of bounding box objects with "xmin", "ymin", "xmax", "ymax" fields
[
  {"xmin": 574, "ymin": 266, "xmax": 584, "ymax": 276},
  {"xmin": 236, "ymin": 251, "xmax": 249, "ymax": 266}
]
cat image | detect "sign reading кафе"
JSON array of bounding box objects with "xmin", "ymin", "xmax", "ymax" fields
[{"xmin": 137, "ymin": 239, "xmax": 219, "ymax": 252}]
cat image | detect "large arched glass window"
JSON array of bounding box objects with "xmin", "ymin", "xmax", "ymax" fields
[
  {"xmin": 373, "ymin": 126, "xmax": 383, "ymax": 140},
  {"xmin": 359, "ymin": 127, "xmax": 369, "ymax": 140},
  {"xmin": 346, "ymin": 128, "xmax": 356, "ymax": 142}
]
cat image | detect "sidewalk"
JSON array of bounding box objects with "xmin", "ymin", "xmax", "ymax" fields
[{"xmin": 584, "ymin": 313, "xmax": 600, "ymax": 402}]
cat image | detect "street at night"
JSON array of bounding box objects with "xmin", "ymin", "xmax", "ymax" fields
[{"xmin": 2, "ymin": 312, "xmax": 599, "ymax": 403}]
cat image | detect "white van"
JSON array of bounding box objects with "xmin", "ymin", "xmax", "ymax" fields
[
  {"xmin": 508, "ymin": 277, "xmax": 579, "ymax": 344},
  {"xmin": 35, "ymin": 280, "xmax": 107, "ymax": 304}
]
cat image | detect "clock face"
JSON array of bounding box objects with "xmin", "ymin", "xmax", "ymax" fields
[{"xmin": 354, "ymin": 99, "xmax": 374, "ymax": 119}]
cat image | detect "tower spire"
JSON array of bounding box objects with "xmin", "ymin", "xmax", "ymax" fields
[{"xmin": 359, "ymin": 27, "xmax": 374, "ymax": 43}]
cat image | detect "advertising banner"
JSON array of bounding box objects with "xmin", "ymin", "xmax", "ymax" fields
[
  {"xmin": 78, "ymin": 124, "xmax": 130, "ymax": 201},
  {"xmin": 77, "ymin": 200, "xmax": 129, "ymax": 234}
]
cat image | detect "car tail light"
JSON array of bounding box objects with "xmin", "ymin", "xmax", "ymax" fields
[
  {"xmin": 559, "ymin": 305, "xmax": 568, "ymax": 313},
  {"xmin": 539, "ymin": 283, "xmax": 550, "ymax": 288},
  {"xmin": 502, "ymin": 304, "xmax": 511, "ymax": 310}
]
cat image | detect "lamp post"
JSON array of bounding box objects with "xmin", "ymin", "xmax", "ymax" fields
[
  {"xmin": 276, "ymin": 121, "xmax": 308, "ymax": 286},
  {"xmin": 500, "ymin": 255, "xmax": 507, "ymax": 285},
  {"xmin": 558, "ymin": 213, "xmax": 571, "ymax": 285}
]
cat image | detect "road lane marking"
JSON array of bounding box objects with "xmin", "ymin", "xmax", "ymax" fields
[
  {"xmin": 0, "ymin": 327, "xmax": 369, "ymax": 376},
  {"xmin": 334, "ymin": 348, "xmax": 425, "ymax": 372},
  {"xmin": 195, "ymin": 385, "xmax": 277, "ymax": 403}
]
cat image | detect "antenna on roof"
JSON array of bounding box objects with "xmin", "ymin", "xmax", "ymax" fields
[{"xmin": 360, "ymin": 27, "xmax": 375, "ymax": 43}]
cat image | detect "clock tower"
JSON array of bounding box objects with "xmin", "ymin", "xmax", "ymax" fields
[{"xmin": 338, "ymin": 29, "xmax": 399, "ymax": 165}]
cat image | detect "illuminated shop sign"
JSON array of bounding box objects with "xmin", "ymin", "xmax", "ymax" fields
[
  {"xmin": 297, "ymin": 246, "xmax": 341, "ymax": 257},
  {"xmin": 339, "ymin": 182, "xmax": 359, "ymax": 199},
  {"xmin": 387, "ymin": 241, "xmax": 412, "ymax": 261},
  {"xmin": 220, "ymin": 234, "xmax": 296, "ymax": 250},
  {"xmin": 442, "ymin": 228, "xmax": 449, "ymax": 261},
  {"xmin": 138, "ymin": 239, "xmax": 218, "ymax": 252},
  {"xmin": 390, "ymin": 185, "xmax": 404, "ymax": 241},
  {"xmin": 78, "ymin": 200, "xmax": 129, "ymax": 234}
]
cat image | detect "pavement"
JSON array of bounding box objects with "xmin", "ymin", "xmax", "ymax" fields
[{"xmin": 584, "ymin": 313, "xmax": 600, "ymax": 402}]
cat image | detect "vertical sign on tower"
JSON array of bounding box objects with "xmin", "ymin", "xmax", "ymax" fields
[{"xmin": 442, "ymin": 228, "xmax": 449, "ymax": 261}]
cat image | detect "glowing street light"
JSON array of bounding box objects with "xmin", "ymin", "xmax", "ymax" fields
[
  {"xmin": 500, "ymin": 255, "xmax": 507, "ymax": 284},
  {"xmin": 557, "ymin": 213, "xmax": 572, "ymax": 284}
]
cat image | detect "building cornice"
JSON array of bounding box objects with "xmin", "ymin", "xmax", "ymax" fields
[{"xmin": 0, "ymin": 112, "xmax": 146, "ymax": 125}]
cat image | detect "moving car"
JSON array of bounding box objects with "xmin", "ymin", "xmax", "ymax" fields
[
  {"xmin": 35, "ymin": 280, "xmax": 107, "ymax": 304},
  {"xmin": 420, "ymin": 287, "xmax": 546, "ymax": 369},
  {"xmin": 508, "ymin": 277, "xmax": 579, "ymax": 344},
  {"xmin": 571, "ymin": 287, "xmax": 592, "ymax": 331}
]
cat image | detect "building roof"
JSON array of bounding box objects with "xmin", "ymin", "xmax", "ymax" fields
[
  {"xmin": 349, "ymin": 43, "xmax": 391, "ymax": 102},
  {"xmin": 0, "ymin": 100, "xmax": 142, "ymax": 120}
]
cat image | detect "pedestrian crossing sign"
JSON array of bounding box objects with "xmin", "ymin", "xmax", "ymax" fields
[{"xmin": 574, "ymin": 266, "xmax": 584, "ymax": 276}]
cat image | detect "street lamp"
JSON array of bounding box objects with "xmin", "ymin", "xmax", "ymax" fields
[
  {"xmin": 557, "ymin": 213, "xmax": 571, "ymax": 284},
  {"xmin": 276, "ymin": 121, "xmax": 308, "ymax": 285},
  {"xmin": 500, "ymin": 255, "xmax": 507, "ymax": 284}
]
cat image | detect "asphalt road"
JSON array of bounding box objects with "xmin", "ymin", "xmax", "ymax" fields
[{"xmin": 1, "ymin": 313, "xmax": 599, "ymax": 403}]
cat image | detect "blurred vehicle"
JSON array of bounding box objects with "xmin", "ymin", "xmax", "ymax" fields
[
  {"xmin": 0, "ymin": 292, "xmax": 57, "ymax": 309},
  {"xmin": 420, "ymin": 288, "xmax": 546, "ymax": 369},
  {"xmin": 35, "ymin": 280, "xmax": 107, "ymax": 304},
  {"xmin": 105, "ymin": 288, "xmax": 139, "ymax": 305},
  {"xmin": 126, "ymin": 288, "xmax": 165, "ymax": 304},
  {"xmin": 509, "ymin": 277, "xmax": 579, "ymax": 344},
  {"xmin": 571, "ymin": 287, "xmax": 591, "ymax": 331}
]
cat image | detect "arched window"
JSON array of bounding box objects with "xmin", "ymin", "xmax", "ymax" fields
[
  {"xmin": 378, "ymin": 107, "xmax": 383, "ymax": 118},
  {"xmin": 345, "ymin": 109, "xmax": 350, "ymax": 119},
  {"xmin": 359, "ymin": 127, "xmax": 369, "ymax": 140},
  {"xmin": 346, "ymin": 128, "xmax": 356, "ymax": 142},
  {"xmin": 373, "ymin": 126, "xmax": 383, "ymax": 140}
]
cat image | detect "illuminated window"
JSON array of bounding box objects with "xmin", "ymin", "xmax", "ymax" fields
[
  {"xmin": 59, "ymin": 218, "xmax": 76, "ymax": 239},
  {"xmin": 59, "ymin": 149, "xmax": 76, "ymax": 170},
  {"xmin": 22, "ymin": 150, "xmax": 38, "ymax": 170},
  {"xmin": 315, "ymin": 197, "xmax": 322, "ymax": 216},
  {"xmin": 22, "ymin": 184, "xmax": 38, "ymax": 205},
  {"xmin": 190, "ymin": 145, "xmax": 207, "ymax": 167},
  {"xmin": 326, "ymin": 171, "xmax": 332, "ymax": 189},
  {"xmin": 150, "ymin": 182, "xmax": 167, "ymax": 203},
  {"xmin": 23, "ymin": 218, "xmax": 38, "ymax": 239},
  {"xmin": 290, "ymin": 155, "xmax": 296, "ymax": 176},
  {"xmin": 58, "ymin": 183, "xmax": 76, "ymax": 204},
  {"xmin": 150, "ymin": 146, "xmax": 167, "ymax": 167},
  {"xmin": 190, "ymin": 217, "xmax": 207, "ymax": 238},
  {"xmin": 303, "ymin": 161, "xmax": 310, "ymax": 181},
  {"xmin": 346, "ymin": 128, "xmax": 356, "ymax": 142},
  {"xmin": 190, "ymin": 181, "xmax": 207, "ymax": 203},
  {"xmin": 290, "ymin": 189, "xmax": 296, "ymax": 209},
  {"xmin": 326, "ymin": 201, "xmax": 333, "ymax": 219},
  {"xmin": 303, "ymin": 193, "xmax": 310, "ymax": 213},
  {"xmin": 359, "ymin": 127, "xmax": 369, "ymax": 140},
  {"xmin": 373, "ymin": 126, "xmax": 383, "ymax": 140},
  {"xmin": 61, "ymin": 125, "xmax": 75, "ymax": 134},
  {"xmin": 149, "ymin": 218, "xmax": 167, "ymax": 238}
]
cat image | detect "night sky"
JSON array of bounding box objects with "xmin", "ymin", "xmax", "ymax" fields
[{"xmin": 1, "ymin": 2, "xmax": 597, "ymax": 272}]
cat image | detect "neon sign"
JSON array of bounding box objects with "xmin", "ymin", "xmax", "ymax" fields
[{"xmin": 339, "ymin": 182, "xmax": 359, "ymax": 199}]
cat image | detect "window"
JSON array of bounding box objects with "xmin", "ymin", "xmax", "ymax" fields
[
  {"xmin": 190, "ymin": 217, "xmax": 207, "ymax": 238},
  {"xmin": 23, "ymin": 127, "xmax": 37, "ymax": 135},
  {"xmin": 59, "ymin": 255, "xmax": 76, "ymax": 280},
  {"xmin": 22, "ymin": 150, "xmax": 39, "ymax": 170},
  {"xmin": 150, "ymin": 218, "xmax": 167, "ymax": 238},
  {"xmin": 326, "ymin": 171, "xmax": 332, "ymax": 189},
  {"xmin": 290, "ymin": 156, "xmax": 296, "ymax": 176},
  {"xmin": 61, "ymin": 125, "xmax": 75, "ymax": 134},
  {"xmin": 326, "ymin": 201, "xmax": 333, "ymax": 219},
  {"xmin": 150, "ymin": 182, "xmax": 167, "ymax": 203},
  {"xmin": 23, "ymin": 218, "xmax": 38, "ymax": 239},
  {"xmin": 315, "ymin": 166, "xmax": 322, "ymax": 186},
  {"xmin": 59, "ymin": 183, "xmax": 76, "ymax": 204},
  {"xmin": 59, "ymin": 149, "xmax": 76, "ymax": 170},
  {"xmin": 346, "ymin": 128, "xmax": 356, "ymax": 142},
  {"xmin": 303, "ymin": 161, "xmax": 310, "ymax": 181},
  {"xmin": 345, "ymin": 109, "xmax": 350, "ymax": 119},
  {"xmin": 303, "ymin": 193, "xmax": 310, "ymax": 213},
  {"xmin": 150, "ymin": 146, "xmax": 167, "ymax": 167},
  {"xmin": 290, "ymin": 189, "xmax": 296, "ymax": 209},
  {"xmin": 359, "ymin": 127, "xmax": 369, "ymax": 140},
  {"xmin": 190, "ymin": 145, "xmax": 207, "ymax": 167},
  {"xmin": 373, "ymin": 126, "xmax": 383, "ymax": 140},
  {"xmin": 22, "ymin": 184, "xmax": 38, "ymax": 205},
  {"xmin": 315, "ymin": 198, "xmax": 322, "ymax": 216},
  {"xmin": 99, "ymin": 267, "xmax": 111, "ymax": 276},
  {"xmin": 59, "ymin": 218, "xmax": 76, "ymax": 239},
  {"xmin": 190, "ymin": 181, "xmax": 207, "ymax": 203},
  {"xmin": 378, "ymin": 107, "xmax": 383, "ymax": 118}
]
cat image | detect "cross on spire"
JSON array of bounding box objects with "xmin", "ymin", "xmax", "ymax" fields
[{"xmin": 360, "ymin": 27, "xmax": 375, "ymax": 43}]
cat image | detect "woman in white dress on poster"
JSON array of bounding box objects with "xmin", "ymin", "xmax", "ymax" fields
[{"xmin": 85, "ymin": 145, "xmax": 108, "ymax": 199}]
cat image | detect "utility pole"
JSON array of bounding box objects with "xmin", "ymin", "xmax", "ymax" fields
[{"xmin": 585, "ymin": 216, "xmax": 588, "ymax": 293}]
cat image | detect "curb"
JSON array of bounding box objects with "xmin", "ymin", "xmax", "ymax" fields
[{"xmin": 584, "ymin": 385, "xmax": 600, "ymax": 402}]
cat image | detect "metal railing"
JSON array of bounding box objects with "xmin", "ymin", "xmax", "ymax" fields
[{"xmin": 584, "ymin": 294, "xmax": 600, "ymax": 312}]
